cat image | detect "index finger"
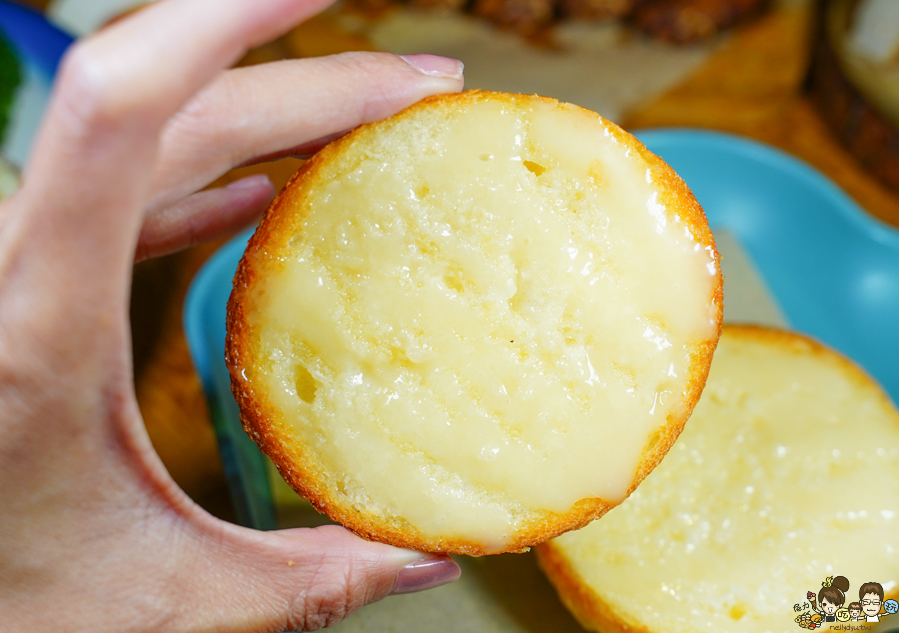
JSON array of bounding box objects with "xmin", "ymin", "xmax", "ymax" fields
[{"xmin": 1, "ymin": 0, "xmax": 335, "ymax": 355}]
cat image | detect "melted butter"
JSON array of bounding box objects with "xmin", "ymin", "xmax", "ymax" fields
[
  {"xmin": 551, "ymin": 329, "xmax": 899, "ymax": 631},
  {"xmin": 250, "ymin": 98, "xmax": 718, "ymax": 550}
]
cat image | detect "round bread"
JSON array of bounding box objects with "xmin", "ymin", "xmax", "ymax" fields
[
  {"xmin": 537, "ymin": 325, "xmax": 899, "ymax": 631},
  {"xmin": 226, "ymin": 90, "xmax": 722, "ymax": 555}
]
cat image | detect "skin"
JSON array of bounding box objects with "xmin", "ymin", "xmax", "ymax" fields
[
  {"xmin": 863, "ymin": 593, "xmax": 882, "ymax": 618},
  {"xmin": 0, "ymin": 0, "xmax": 465, "ymax": 630}
]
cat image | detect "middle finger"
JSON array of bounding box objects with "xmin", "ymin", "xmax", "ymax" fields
[{"xmin": 146, "ymin": 51, "xmax": 464, "ymax": 215}]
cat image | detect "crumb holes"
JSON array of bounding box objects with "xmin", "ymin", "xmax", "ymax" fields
[
  {"xmin": 443, "ymin": 266, "xmax": 469, "ymax": 293},
  {"xmin": 499, "ymin": 422, "xmax": 523, "ymax": 441},
  {"xmin": 389, "ymin": 347, "xmax": 416, "ymax": 369},
  {"xmin": 729, "ymin": 604, "xmax": 747, "ymax": 621},
  {"xmin": 444, "ymin": 274, "xmax": 463, "ymax": 292},
  {"xmin": 295, "ymin": 365, "xmax": 319, "ymax": 404},
  {"xmin": 522, "ymin": 160, "xmax": 546, "ymax": 177},
  {"xmin": 588, "ymin": 159, "xmax": 605, "ymax": 187},
  {"xmin": 419, "ymin": 240, "xmax": 438, "ymax": 257},
  {"xmin": 612, "ymin": 361, "xmax": 637, "ymax": 390},
  {"xmin": 644, "ymin": 429, "xmax": 663, "ymax": 455}
]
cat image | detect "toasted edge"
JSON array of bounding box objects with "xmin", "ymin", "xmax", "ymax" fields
[
  {"xmin": 225, "ymin": 90, "xmax": 723, "ymax": 555},
  {"xmin": 535, "ymin": 324, "xmax": 899, "ymax": 628}
]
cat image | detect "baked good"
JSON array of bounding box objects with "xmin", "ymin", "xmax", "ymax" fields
[
  {"xmin": 537, "ymin": 325, "xmax": 899, "ymax": 631},
  {"xmin": 632, "ymin": 0, "xmax": 770, "ymax": 44},
  {"xmin": 226, "ymin": 90, "xmax": 722, "ymax": 555},
  {"xmin": 347, "ymin": 0, "xmax": 769, "ymax": 41},
  {"xmin": 472, "ymin": 0, "xmax": 555, "ymax": 35},
  {"xmin": 559, "ymin": 0, "xmax": 636, "ymax": 21}
]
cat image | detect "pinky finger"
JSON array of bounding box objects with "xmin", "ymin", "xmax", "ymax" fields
[{"xmin": 135, "ymin": 174, "xmax": 274, "ymax": 262}]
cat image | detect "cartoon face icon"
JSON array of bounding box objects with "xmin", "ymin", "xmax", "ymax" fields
[
  {"xmin": 862, "ymin": 594, "xmax": 882, "ymax": 617},
  {"xmin": 821, "ymin": 597, "xmax": 839, "ymax": 615},
  {"xmin": 885, "ymin": 599, "xmax": 899, "ymax": 615},
  {"xmin": 836, "ymin": 607, "xmax": 850, "ymax": 622},
  {"xmin": 849, "ymin": 605, "xmax": 861, "ymax": 620}
]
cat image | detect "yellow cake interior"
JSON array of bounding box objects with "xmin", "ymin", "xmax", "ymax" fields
[
  {"xmin": 540, "ymin": 326, "xmax": 899, "ymax": 631},
  {"xmin": 242, "ymin": 95, "xmax": 720, "ymax": 552}
]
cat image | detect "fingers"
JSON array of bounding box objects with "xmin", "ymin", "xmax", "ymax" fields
[
  {"xmin": 178, "ymin": 523, "xmax": 460, "ymax": 632},
  {"xmin": 4, "ymin": 0, "xmax": 337, "ymax": 341},
  {"xmin": 135, "ymin": 174, "xmax": 274, "ymax": 262},
  {"xmin": 147, "ymin": 52, "xmax": 464, "ymax": 214}
]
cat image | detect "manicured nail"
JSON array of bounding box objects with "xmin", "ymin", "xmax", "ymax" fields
[
  {"xmin": 226, "ymin": 174, "xmax": 273, "ymax": 191},
  {"xmin": 400, "ymin": 54, "xmax": 464, "ymax": 80},
  {"xmin": 391, "ymin": 555, "xmax": 461, "ymax": 595}
]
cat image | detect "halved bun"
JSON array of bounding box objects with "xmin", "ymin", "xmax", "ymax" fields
[
  {"xmin": 226, "ymin": 91, "xmax": 722, "ymax": 555},
  {"xmin": 538, "ymin": 325, "xmax": 899, "ymax": 630}
]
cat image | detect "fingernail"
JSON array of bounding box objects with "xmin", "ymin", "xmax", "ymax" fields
[
  {"xmin": 391, "ymin": 555, "xmax": 461, "ymax": 595},
  {"xmin": 226, "ymin": 174, "xmax": 273, "ymax": 191},
  {"xmin": 400, "ymin": 54, "xmax": 464, "ymax": 80}
]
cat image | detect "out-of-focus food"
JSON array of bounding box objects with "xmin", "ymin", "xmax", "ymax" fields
[
  {"xmin": 537, "ymin": 325, "xmax": 899, "ymax": 633},
  {"xmin": 361, "ymin": 0, "xmax": 770, "ymax": 42},
  {"xmin": 560, "ymin": 0, "xmax": 636, "ymax": 21},
  {"xmin": 473, "ymin": 0, "xmax": 555, "ymax": 34},
  {"xmin": 808, "ymin": 0, "xmax": 899, "ymax": 194},
  {"xmin": 632, "ymin": 0, "xmax": 770, "ymax": 44}
]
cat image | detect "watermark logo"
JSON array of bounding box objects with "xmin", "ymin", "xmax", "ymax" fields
[{"xmin": 792, "ymin": 576, "xmax": 897, "ymax": 630}]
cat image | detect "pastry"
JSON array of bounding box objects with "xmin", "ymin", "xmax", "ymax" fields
[
  {"xmin": 226, "ymin": 90, "xmax": 722, "ymax": 555},
  {"xmin": 538, "ymin": 325, "xmax": 899, "ymax": 631}
]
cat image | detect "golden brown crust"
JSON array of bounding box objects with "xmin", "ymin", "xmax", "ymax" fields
[
  {"xmin": 226, "ymin": 90, "xmax": 722, "ymax": 555},
  {"xmin": 535, "ymin": 324, "xmax": 899, "ymax": 631},
  {"xmin": 536, "ymin": 540, "xmax": 654, "ymax": 633}
]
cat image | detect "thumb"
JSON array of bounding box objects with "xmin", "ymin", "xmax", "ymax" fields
[{"xmin": 183, "ymin": 522, "xmax": 461, "ymax": 632}]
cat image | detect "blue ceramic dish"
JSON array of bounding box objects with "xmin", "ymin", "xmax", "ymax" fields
[
  {"xmin": 184, "ymin": 130, "xmax": 899, "ymax": 529},
  {"xmin": 0, "ymin": 0, "xmax": 73, "ymax": 164},
  {"xmin": 0, "ymin": 1, "xmax": 71, "ymax": 76}
]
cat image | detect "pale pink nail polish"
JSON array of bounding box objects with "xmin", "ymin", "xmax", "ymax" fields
[
  {"xmin": 226, "ymin": 174, "xmax": 272, "ymax": 191},
  {"xmin": 400, "ymin": 54, "xmax": 464, "ymax": 80},
  {"xmin": 391, "ymin": 555, "xmax": 461, "ymax": 595}
]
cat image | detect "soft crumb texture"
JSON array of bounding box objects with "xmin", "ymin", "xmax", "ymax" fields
[
  {"xmin": 538, "ymin": 325, "xmax": 899, "ymax": 632},
  {"xmin": 227, "ymin": 91, "xmax": 721, "ymax": 554}
]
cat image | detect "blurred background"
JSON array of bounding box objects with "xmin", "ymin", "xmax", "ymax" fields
[{"xmin": 1, "ymin": 0, "xmax": 898, "ymax": 630}]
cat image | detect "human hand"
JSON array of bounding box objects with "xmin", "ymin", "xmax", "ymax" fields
[{"xmin": 0, "ymin": 0, "xmax": 463, "ymax": 630}]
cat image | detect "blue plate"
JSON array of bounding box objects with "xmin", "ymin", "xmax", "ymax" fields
[
  {"xmin": 0, "ymin": 1, "xmax": 73, "ymax": 165},
  {"xmin": 184, "ymin": 130, "xmax": 899, "ymax": 529}
]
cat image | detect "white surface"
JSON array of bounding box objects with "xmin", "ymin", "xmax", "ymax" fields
[
  {"xmin": 715, "ymin": 229, "xmax": 787, "ymax": 327},
  {"xmin": 354, "ymin": 9, "xmax": 721, "ymax": 124},
  {"xmin": 47, "ymin": 0, "xmax": 151, "ymax": 36},
  {"xmin": 847, "ymin": 0, "xmax": 899, "ymax": 64}
]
